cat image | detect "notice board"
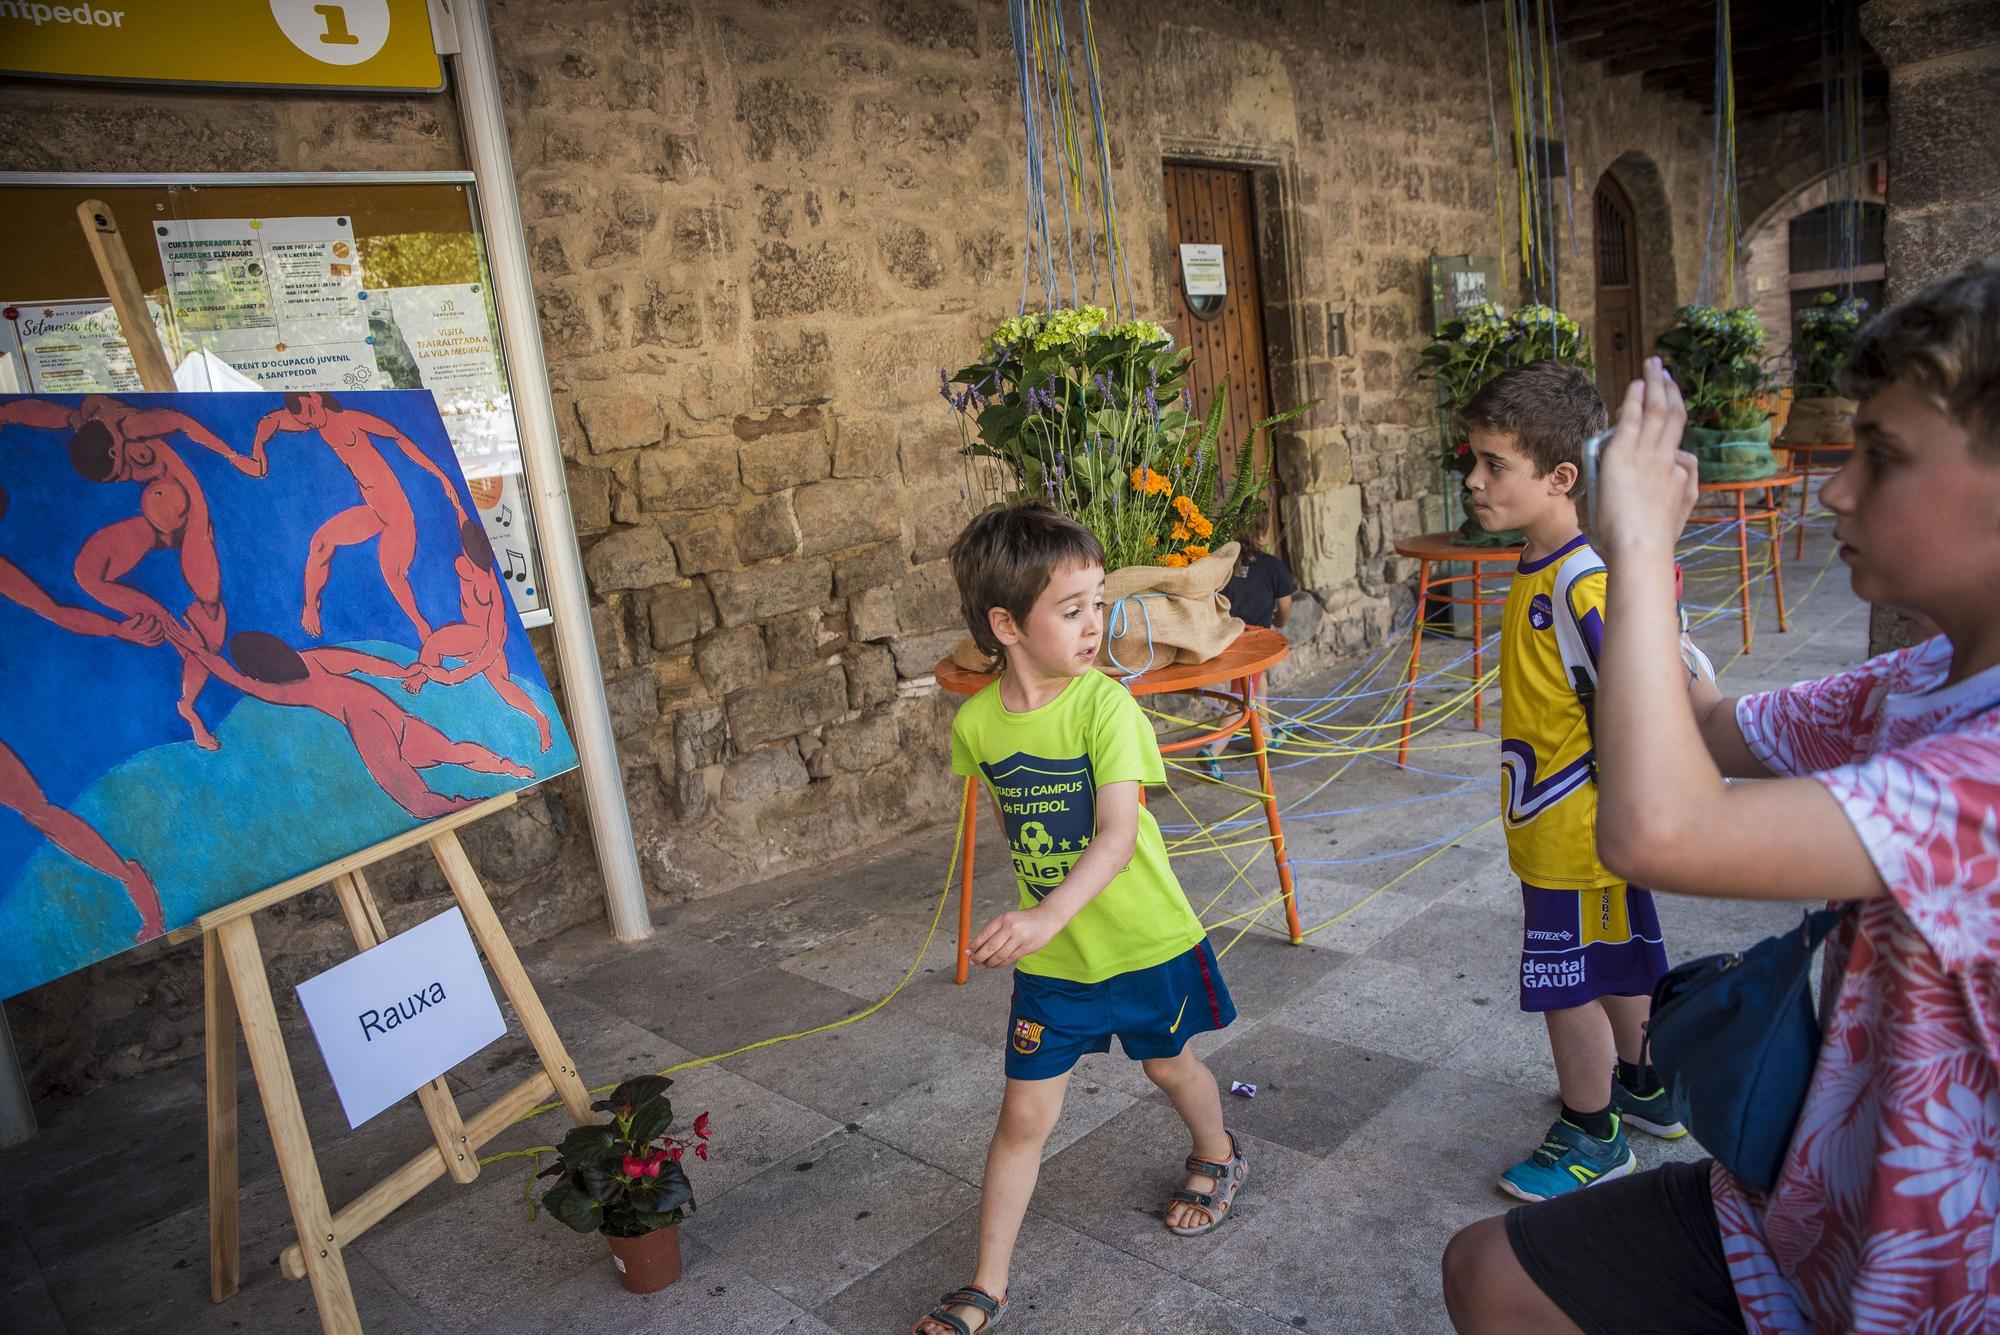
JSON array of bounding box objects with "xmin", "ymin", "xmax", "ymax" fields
[{"xmin": 0, "ymin": 172, "xmax": 550, "ymax": 625}]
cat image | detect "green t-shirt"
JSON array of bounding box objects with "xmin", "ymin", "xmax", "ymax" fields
[{"xmin": 949, "ymin": 669, "xmax": 1204, "ymax": 983}]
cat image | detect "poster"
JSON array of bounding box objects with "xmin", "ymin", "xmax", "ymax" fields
[
  {"xmin": 0, "ymin": 298, "xmax": 175, "ymax": 394},
  {"xmin": 0, "ymin": 391, "xmax": 577, "ymax": 1000},
  {"xmin": 156, "ymin": 215, "xmax": 369, "ymax": 353},
  {"xmin": 1179, "ymin": 243, "xmax": 1227, "ymax": 297}
]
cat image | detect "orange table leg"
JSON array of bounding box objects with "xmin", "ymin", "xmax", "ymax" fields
[
  {"xmin": 1768, "ymin": 494, "xmax": 1789, "ymax": 632},
  {"xmin": 1735, "ymin": 491, "xmax": 1754, "ymax": 655},
  {"xmin": 954, "ymin": 775, "xmax": 977, "ymax": 985},
  {"xmin": 1397, "ymin": 557, "xmax": 1433, "ymax": 766},
  {"xmin": 1245, "ymin": 673, "xmax": 1303, "ymax": 944},
  {"xmin": 1471, "ymin": 564, "xmax": 1488, "ymax": 732},
  {"xmin": 1794, "ymin": 461, "xmax": 1810, "ymax": 561}
]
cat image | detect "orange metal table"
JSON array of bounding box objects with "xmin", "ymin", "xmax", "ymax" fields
[
  {"xmin": 1392, "ymin": 531, "xmax": 1524, "ymax": 766},
  {"xmin": 935, "ymin": 626, "xmax": 1298, "ymax": 984},
  {"xmin": 1781, "ymin": 443, "xmax": 1849, "ymax": 559},
  {"xmin": 1691, "ymin": 474, "xmax": 1798, "ymax": 655}
]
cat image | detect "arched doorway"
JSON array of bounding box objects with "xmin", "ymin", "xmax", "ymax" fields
[{"xmin": 1593, "ymin": 172, "xmax": 1642, "ymax": 408}]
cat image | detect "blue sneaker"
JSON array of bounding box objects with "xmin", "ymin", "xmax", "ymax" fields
[
  {"xmin": 1612, "ymin": 1079, "xmax": 1688, "ymax": 1139},
  {"xmin": 1497, "ymin": 1115, "xmax": 1637, "ymax": 1203},
  {"xmin": 1200, "ymin": 747, "xmax": 1225, "ymax": 781}
]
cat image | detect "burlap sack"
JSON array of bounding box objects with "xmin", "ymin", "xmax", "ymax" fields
[
  {"xmin": 1781, "ymin": 396, "xmax": 1857, "ymax": 446},
  {"xmin": 950, "ymin": 541, "xmax": 1246, "ymax": 675}
]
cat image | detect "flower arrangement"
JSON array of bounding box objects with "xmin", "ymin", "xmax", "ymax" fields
[
  {"xmin": 1654, "ymin": 304, "xmax": 1777, "ymax": 431},
  {"xmin": 1789, "ymin": 292, "xmax": 1868, "ymax": 398},
  {"xmin": 1416, "ymin": 302, "xmax": 1592, "ymax": 474},
  {"xmin": 944, "ymin": 305, "xmax": 1309, "ymax": 571},
  {"xmin": 537, "ymin": 1075, "xmax": 710, "ymax": 1239}
]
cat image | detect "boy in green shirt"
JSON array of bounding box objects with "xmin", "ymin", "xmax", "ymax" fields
[{"xmin": 910, "ymin": 503, "xmax": 1243, "ymax": 1335}]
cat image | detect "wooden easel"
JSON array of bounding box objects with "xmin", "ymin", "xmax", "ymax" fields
[{"xmin": 78, "ymin": 201, "xmax": 600, "ymax": 1334}]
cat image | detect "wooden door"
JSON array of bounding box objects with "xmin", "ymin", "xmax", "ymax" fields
[
  {"xmin": 1163, "ymin": 163, "xmax": 1279, "ymax": 547},
  {"xmin": 1593, "ymin": 173, "xmax": 1642, "ymax": 409}
]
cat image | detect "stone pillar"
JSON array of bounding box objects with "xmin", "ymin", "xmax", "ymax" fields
[{"xmin": 1859, "ymin": 0, "xmax": 2000, "ymax": 655}]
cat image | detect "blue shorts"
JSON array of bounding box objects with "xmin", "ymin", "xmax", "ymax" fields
[
  {"xmin": 1519, "ymin": 881, "xmax": 1668, "ymax": 1012},
  {"xmin": 1005, "ymin": 939, "xmax": 1235, "ymax": 1080}
]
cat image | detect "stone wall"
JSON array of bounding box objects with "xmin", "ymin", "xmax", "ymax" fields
[{"xmin": 1, "ymin": 0, "xmax": 1736, "ymax": 1094}]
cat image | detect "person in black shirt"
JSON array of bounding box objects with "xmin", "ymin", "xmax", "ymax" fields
[{"xmin": 1204, "ymin": 539, "xmax": 1296, "ymax": 779}]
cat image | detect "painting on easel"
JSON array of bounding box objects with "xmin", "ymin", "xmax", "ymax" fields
[{"xmin": 0, "ymin": 390, "xmax": 577, "ymax": 998}]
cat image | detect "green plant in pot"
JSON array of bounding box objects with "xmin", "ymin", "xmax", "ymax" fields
[
  {"xmin": 1654, "ymin": 304, "xmax": 1779, "ymax": 481},
  {"xmin": 537, "ymin": 1075, "xmax": 711, "ymax": 1294},
  {"xmin": 1785, "ymin": 292, "xmax": 1867, "ymax": 450},
  {"xmin": 1417, "ymin": 302, "xmax": 1593, "ymax": 546}
]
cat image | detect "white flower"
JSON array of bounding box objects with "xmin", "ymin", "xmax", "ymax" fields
[{"xmin": 1882, "ymin": 1084, "xmax": 2000, "ymax": 1227}]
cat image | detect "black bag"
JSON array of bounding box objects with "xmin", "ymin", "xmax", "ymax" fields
[{"xmin": 1644, "ymin": 904, "xmax": 1853, "ymax": 1192}]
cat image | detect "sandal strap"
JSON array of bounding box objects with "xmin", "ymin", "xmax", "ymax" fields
[
  {"xmin": 939, "ymin": 1287, "xmax": 1002, "ymax": 1318},
  {"xmin": 918, "ymin": 1313, "xmax": 974, "ymax": 1335},
  {"xmin": 1172, "ymin": 1188, "xmax": 1216, "ymax": 1208},
  {"xmin": 1184, "ymin": 1155, "xmax": 1230, "ymax": 1176}
]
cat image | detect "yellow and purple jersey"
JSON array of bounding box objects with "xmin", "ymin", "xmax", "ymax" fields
[{"xmin": 1498, "ymin": 534, "xmax": 1617, "ymax": 891}]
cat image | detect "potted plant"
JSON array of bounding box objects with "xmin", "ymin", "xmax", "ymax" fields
[
  {"xmin": 537, "ymin": 1074, "xmax": 711, "ymax": 1294},
  {"xmin": 1653, "ymin": 304, "xmax": 1780, "ymax": 481},
  {"xmin": 943, "ymin": 306, "xmax": 1311, "ymax": 670},
  {"xmin": 1415, "ymin": 301, "xmax": 1593, "ymax": 546},
  {"xmin": 1784, "ymin": 291, "xmax": 1867, "ymax": 452}
]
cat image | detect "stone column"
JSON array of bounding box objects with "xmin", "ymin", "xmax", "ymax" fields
[{"xmin": 1859, "ymin": 0, "xmax": 2000, "ymax": 655}]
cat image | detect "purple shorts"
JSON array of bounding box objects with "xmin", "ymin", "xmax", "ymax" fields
[{"xmin": 1519, "ymin": 881, "xmax": 1668, "ymax": 1012}]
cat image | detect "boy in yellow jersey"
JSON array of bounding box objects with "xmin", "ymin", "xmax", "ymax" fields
[
  {"xmin": 1462, "ymin": 360, "xmax": 1699, "ymax": 1203},
  {"xmin": 909, "ymin": 502, "xmax": 1241, "ymax": 1335}
]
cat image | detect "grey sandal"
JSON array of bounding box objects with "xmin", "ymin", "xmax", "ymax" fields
[
  {"xmin": 913, "ymin": 1284, "xmax": 1005, "ymax": 1335},
  {"xmin": 1166, "ymin": 1129, "xmax": 1248, "ymax": 1235}
]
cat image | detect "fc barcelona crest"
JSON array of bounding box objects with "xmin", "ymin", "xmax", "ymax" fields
[{"xmin": 1010, "ymin": 1017, "xmax": 1044, "ymax": 1055}]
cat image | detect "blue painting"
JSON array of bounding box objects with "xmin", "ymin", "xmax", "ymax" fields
[{"xmin": 0, "ymin": 391, "xmax": 577, "ymax": 998}]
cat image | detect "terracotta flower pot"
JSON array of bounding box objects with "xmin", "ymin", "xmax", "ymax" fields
[{"xmin": 606, "ymin": 1224, "xmax": 683, "ymax": 1293}]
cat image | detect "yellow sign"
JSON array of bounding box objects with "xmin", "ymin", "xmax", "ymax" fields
[{"xmin": 0, "ymin": 0, "xmax": 443, "ymax": 92}]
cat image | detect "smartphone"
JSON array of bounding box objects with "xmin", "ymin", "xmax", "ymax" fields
[{"xmin": 1578, "ymin": 427, "xmax": 1615, "ymax": 532}]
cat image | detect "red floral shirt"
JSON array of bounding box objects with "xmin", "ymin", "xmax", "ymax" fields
[{"xmin": 1717, "ymin": 637, "xmax": 2000, "ymax": 1333}]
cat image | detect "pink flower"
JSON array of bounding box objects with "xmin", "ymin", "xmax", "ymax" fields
[
  {"xmin": 620, "ymin": 1155, "xmax": 647, "ymax": 1178},
  {"xmin": 693, "ymin": 1112, "xmax": 712, "ymax": 1140},
  {"xmin": 695, "ymin": 1143, "xmax": 708, "ymax": 1162}
]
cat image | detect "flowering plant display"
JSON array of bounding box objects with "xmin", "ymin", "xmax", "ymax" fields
[
  {"xmin": 1415, "ymin": 302, "xmax": 1592, "ymax": 474},
  {"xmin": 1789, "ymin": 291, "xmax": 1868, "ymax": 397},
  {"xmin": 537, "ymin": 1075, "xmax": 710, "ymax": 1238},
  {"xmin": 1654, "ymin": 304, "xmax": 1777, "ymax": 430},
  {"xmin": 944, "ymin": 305, "xmax": 1310, "ymax": 571}
]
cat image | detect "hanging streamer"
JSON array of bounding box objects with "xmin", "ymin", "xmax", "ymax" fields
[
  {"xmin": 1698, "ymin": 0, "xmax": 1741, "ymax": 305},
  {"xmin": 1008, "ymin": 0, "xmax": 1132, "ymax": 318}
]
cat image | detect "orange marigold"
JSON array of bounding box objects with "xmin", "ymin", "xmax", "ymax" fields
[
  {"xmin": 1184, "ymin": 544, "xmax": 1211, "ymax": 561},
  {"xmin": 1189, "ymin": 514, "xmax": 1215, "ymax": 538},
  {"xmin": 1170, "ymin": 523, "xmax": 1191, "ymax": 542},
  {"xmin": 1130, "ymin": 466, "xmax": 1171, "ymax": 495},
  {"xmin": 1159, "ymin": 552, "xmax": 1190, "ymax": 567}
]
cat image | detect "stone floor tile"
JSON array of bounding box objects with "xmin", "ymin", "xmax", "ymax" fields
[
  {"xmin": 584, "ymin": 962, "xmax": 866, "ymax": 1062},
  {"xmin": 1275, "ymin": 953, "xmax": 1495, "ymax": 1066},
  {"xmin": 1198, "ymin": 930, "xmax": 1350, "ymax": 1026},
  {"xmin": 1365, "ymin": 902, "xmax": 1520, "ymax": 1003},
  {"xmin": 562, "ymin": 933, "xmax": 774, "ymax": 1038},
  {"xmin": 719, "ymin": 1007, "xmax": 1002, "ymax": 1124},
  {"xmin": 692, "ymin": 1129, "xmax": 975, "ymax": 1308},
  {"xmin": 509, "ymin": 1233, "xmax": 819, "ymax": 1335},
  {"xmin": 1274, "ymin": 875, "xmax": 1433, "ymax": 955},
  {"xmin": 1030, "ymin": 1098, "xmax": 1321, "ymax": 1271},
  {"xmin": 657, "ymin": 1059, "xmax": 846, "ymax": 1200},
  {"xmin": 1106, "ymin": 1280, "xmax": 1309, "ymax": 1334},
  {"xmin": 810, "ymin": 1204, "xmax": 1180, "ymax": 1334},
  {"xmin": 1191, "ymin": 1023, "xmax": 1426, "ymax": 1159}
]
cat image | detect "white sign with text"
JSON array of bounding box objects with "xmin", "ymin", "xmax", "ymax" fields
[
  {"xmin": 1179, "ymin": 243, "xmax": 1227, "ymax": 297},
  {"xmin": 296, "ymin": 907, "xmax": 507, "ymax": 1128}
]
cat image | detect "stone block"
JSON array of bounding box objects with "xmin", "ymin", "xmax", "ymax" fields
[
  {"xmin": 739, "ymin": 431, "xmax": 833, "ymax": 495},
  {"xmin": 737, "ymin": 77, "xmax": 830, "ymax": 162},
  {"xmin": 582, "ymin": 524, "xmax": 678, "ymax": 593},
  {"xmin": 1277, "ymin": 425, "xmax": 1354, "ymax": 493},
  {"xmin": 764, "ymin": 609, "xmax": 826, "ymax": 671},
  {"xmin": 752, "ymin": 328, "xmax": 834, "ymax": 406},
  {"xmin": 574, "ymin": 391, "xmax": 663, "ymax": 457},
  {"xmin": 727, "ymin": 666, "xmax": 850, "ymax": 749},
  {"xmin": 674, "ymin": 704, "xmax": 728, "ymax": 771},
  {"xmin": 903, "ymin": 484, "xmax": 973, "ymax": 563},
  {"xmin": 565, "ymin": 464, "xmax": 613, "ymax": 532},
  {"xmin": 647, "ymin": 583, "xmax": 717, "ymax": 649},
  {"xmin": 694, "ymin": 624, "xmax": 767, "ymax": 692},
  {"xmin": 709, "ymin": 559, "xmax": 832, "ymax": 627},
  {"xmin": 893, "ymin": 559, "xmax": 959, "ymax": 634},
  {"xmin": 735, "ymin": 493, "xmax": 801, "ymax": 562},
  {"xmin": 896, "ymin": 421, "xmax": 963, "ymax": 487},
  {"xmin": 724, "ymin": 743, "xmax": 810, "ymax": 803},
  {"xmin": 842, "ymin": 643, "xmax": 897, "ymax": 708},
  {"xmin": 638, "ymin": 437, "xmax": 741, "ymax": 511},
  {"xmin": 458, "ymin": 794, "xmax": 564, "ymax": 884},
  {"xmin": 591, "ymin": 598, "xmax": 631, "ymax": 670},
  {"xmin": 604, "ymin": 668, "xmax": 661, "ymax": 737},
  {"xmin": 890, "ymin": 628, "xmax": 962, "ymax": 679},
  {"xmin": 824, "ymin": 714, "xmax": 901, "ymax": 773},
  {"xmin": 795, "ymin": 478, "xmax": 900, "ymax": 555},
  {"xmin": 849, "ymin": 584, "xmax": 900, "ymax": 642},
  {"xmin": 750, "ymin": 240, "xmax": 866, "ymax": 318},
  {"xmin": 1283, "ymin": 484, "xmax": 1363, "ymax": 594},
  {"xmin": 880, "ymin": 222, "xmax": 945, "ymax": 288},
  {"xmin": 832, "ymin": 417, "xmax": 898, "ymax": 479},
  {"xmin": 664, "ymin": 512, "xmax": 737, "ymax": 575},
  {"xmin": 834, "ymin": 541, "xmax": 908, "ymax": 597}
]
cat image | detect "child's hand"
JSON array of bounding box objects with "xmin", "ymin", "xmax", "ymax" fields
[
  {"xmin": 1596, "ymin": 357, "xmax": 1698, "ymax": 561},
  {"xmin": 968, "ymin": 908, "xmax": 1062, "ymax": 969}
]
